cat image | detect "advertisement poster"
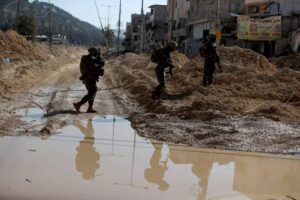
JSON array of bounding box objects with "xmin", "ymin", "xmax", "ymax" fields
[{"xmin": 238, "ymin": 16, "xmax": 281, "ymax": 40}]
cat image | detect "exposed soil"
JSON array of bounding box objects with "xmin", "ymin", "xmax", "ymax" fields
[
  {"xmin": 270, "ymin": 52, "xmax": 300, "ymax": 71},
  {"xmin": 103, "ymin": 46, "xmax": 300, "ymax": 154},
  {"xmin": 0, "ymin": 31, "xmax": 299, "ymax": 154}
]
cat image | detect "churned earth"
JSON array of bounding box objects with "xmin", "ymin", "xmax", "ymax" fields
[{"xmin": 0, "ymin": 31, "xmax": 299, "ymax": 155}]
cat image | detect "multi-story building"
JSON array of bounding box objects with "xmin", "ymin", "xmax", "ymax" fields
[
  {"xmin": 239, "ymin": 0, "xmax": 300, "ymax": 56},
  {"xmin": 146, "ymin": 5, "xmax": 168, "ymax": 49},
  {"xmin": 166, "ymin": 0, "xmax": 191, "ymax": 53},
  {"xmin": 123, "ymin": 22, "xmax": 132, "ymax": 51},
  {"xmin": 186, "ymin": 0, "xmax": 244, "ymax": 56}
]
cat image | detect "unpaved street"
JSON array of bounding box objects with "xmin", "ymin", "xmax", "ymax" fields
[
  {"xmin": 0, "ymin": 54, "xmax": 128, "ymax": 137},
  {"xmin": 0, "ymin": 31, "xmax": 300, "ymax": 154},
  {"xmin": 1, "ymin": 50, "xmax": 299, "ymax": 154}
]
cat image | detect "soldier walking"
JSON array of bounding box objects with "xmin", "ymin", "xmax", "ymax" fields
[
  {"xmin": 151, "ymin": 41, "xmax": 177, "ymax": 99},
  {"xmin": 200, "ymin": 34, "xmax": 222, "ymax": 87},
  {"xmin": 73, "ymin": 48, "xmax": 105, "ymax": 113}
]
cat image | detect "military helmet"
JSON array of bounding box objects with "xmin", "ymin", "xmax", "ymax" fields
[
  {"xmin": 88, "ymin": 47, "xmax": 98, "ymax": 55},
  {"xmin": 167, "ymin": 41, "xmax": 178, "ymax": 51}
]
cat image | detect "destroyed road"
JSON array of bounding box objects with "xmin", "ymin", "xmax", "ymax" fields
[
  {"xmin": 0, "ymin": 31, "xmax": 300, "ymax": 200},
  {"xmin": 0, "ymin": 39, "xmax": 299, "ymax": 154}
]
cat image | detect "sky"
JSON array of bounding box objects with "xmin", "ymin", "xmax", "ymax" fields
[{"xmin": 30, "ymin": 0, "xmax": 167, "ymax": 29}]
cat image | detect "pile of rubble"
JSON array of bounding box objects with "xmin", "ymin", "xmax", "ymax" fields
[
  {"xmin": 105, "ymin": 46, "xmax": 300, "ymax": 123},
  {"xmin": 271, "ymin": 53, "xmax": 300, "ymax": 71},
  {"xmin": 0, "ymin": 30, "xmax": 46, "ymax": 61}
]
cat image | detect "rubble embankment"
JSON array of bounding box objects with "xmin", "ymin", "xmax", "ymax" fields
[{"xmin": 104, "ymin": 46, "xmax": 300, "ymax": 153}]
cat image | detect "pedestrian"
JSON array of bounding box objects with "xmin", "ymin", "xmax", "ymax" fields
[
  {"xmin": 73, "ymin": 47, "xmax": 105, "ymax": 113},
  {"xmin": 199, "ymin": 34, "xmax": 222, "ymax": 87},
  {"xmin": 151, "ymin": 41, "xmax": 177, "ymax": 99}
]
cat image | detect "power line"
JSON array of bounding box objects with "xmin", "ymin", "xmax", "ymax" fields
[
  {"xmin": 93, "ymin": 0, "xmax": 109, "ymax": 48},
  {"xmin": 102, "ymin": 4, "xmax": 117, "ymax": 27}
]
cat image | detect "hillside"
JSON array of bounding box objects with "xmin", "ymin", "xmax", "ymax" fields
[{"xmin": 0, "ymin": 0, "xmax": 103, "ymax": 45}]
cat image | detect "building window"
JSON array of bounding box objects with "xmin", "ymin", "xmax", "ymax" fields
[
  {"xmin": 269, "ymin": 3, "xmax": 280, "ymax": 14},
  {"xmin": 151, "ymin": 9, "xmax": 154, "ymax": 15}
]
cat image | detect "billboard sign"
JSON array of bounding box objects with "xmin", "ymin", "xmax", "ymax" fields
[{"xmin": 238, "ymin": 16, "xmax": 281, "ymax": 41}]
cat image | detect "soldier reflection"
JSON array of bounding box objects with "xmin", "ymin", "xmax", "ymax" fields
[
  {"xmin": 168, "ymin": 147, "xmax": 229, "ymax": 200},
  {"xmin": 75, "ymin": 119, "xmax": 100, "ymax": 180},
  {"xmin": 192, "ymin": 159, "xmax": 213, "ymax": 200},
  {"xmin": 144, "ymin": 143, "xmax": 169, "ymax": 191}
]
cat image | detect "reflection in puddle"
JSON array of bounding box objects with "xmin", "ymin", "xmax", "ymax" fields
[
  {"xmin": 16, "ymin": 107, "xmax": 44, "ymax": 122},
  {"xmin": 75, "ymin": 119, "xmax": 100, "ymax": 180},
  {"xmin": 0, "ymin": 116, "xmax": 299, "ymax": 200},
  {"xmin": 144, "ymin": 143, "xmax": 169, "ymax": 191}
]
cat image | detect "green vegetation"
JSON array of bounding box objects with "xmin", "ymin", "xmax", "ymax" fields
[{"xmin": 0, "ymin": 0, "xmax": 103, "ymax": 45}]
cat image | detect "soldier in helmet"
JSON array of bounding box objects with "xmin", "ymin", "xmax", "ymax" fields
[
  {"xmin": 151, "ymin": 41, "xmax": 177, "ymax": 99},
  {"xmin": 73, "ymin": 47, "xmax": 105, "ymax": 113},
  {"xmin": 199, "ymin": 34, "xmax": 222, "ymax": 87}
]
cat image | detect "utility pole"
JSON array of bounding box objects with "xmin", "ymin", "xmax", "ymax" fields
[
  {"xmin": 93, "ymin": 0, "xmax": 109, "ymax": 48},
  {"xmin": 102, "ymin": 4, "xmax": 117, "ymax": 27},
  {"xmin": 15, "ymin": 0, "xmax": 21, "ymax": 32},
  {"xmin": 217, "ymin": 0, "xmax": 221, "ymax": 47},
  {"xmin": 48, "ymin": 0, "xmax": 52, "ymax": 48},
  {"xmin": 140, "ymin": 0, "xmax": 145, "ymax": 53},
  {"xmin": 117, "ymin": 0, "xmax": 122, "ymax": 55}
]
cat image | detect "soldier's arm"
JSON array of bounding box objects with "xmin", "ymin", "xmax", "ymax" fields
[
  {"xmin": 96, "ymin": 56, "xmax": 105, "ymax": 67},
  {"xmin": 80, "ymin": 56, "xmax": 87, "ymax": 74}
]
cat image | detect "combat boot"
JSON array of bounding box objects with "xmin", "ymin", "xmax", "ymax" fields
[
  {"xmin": 87, "ymin": 101, "xmax": 97, "ymax": 113},
  {"xmin": 73, "ymin": 102, "xmax": 82, "ymax": 113}
]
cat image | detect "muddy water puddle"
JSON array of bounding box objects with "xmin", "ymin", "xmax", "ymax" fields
[{"xmin": 0, "ymin": 116, "xmax": 299, "ymax": 200}]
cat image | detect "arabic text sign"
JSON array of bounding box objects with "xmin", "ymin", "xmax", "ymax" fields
[{"xmin": 238, "ymin": 16, "xmax": 281, "ymax": 41}]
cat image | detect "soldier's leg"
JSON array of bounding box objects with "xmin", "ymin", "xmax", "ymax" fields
[
  {"xmin": 86, "ymin": 82, "xmax": 98, "ymax": 113},
  {"xmin": 203, "ymin": 72, "xmax": 208, "ymax": 87},
  {"xmin": 74, "ymin": 81, "xmax": 97, "ymax": 113},
  {"xmin": 152, "ymin": 66, "xmax": 165, "ymax": 98},
  {"xmin": 208, "ymin": 66, "xmax": 215, "ymax": 85},
  {"xmin": 203, "ymin": 64, "xmax": 209, "ymax": 87}
]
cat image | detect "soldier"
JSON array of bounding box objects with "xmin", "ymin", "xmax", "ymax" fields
[
  {"xmin": 73, "ymin": 47, "xmax": 105, "ymax": 113},
  {"xmin": 151, "ymin": 41, "xmax": 177, "ymax": 99},
  {"xmin": 200, "ymin": 34, "xmax": 222, "ymax": 87}
]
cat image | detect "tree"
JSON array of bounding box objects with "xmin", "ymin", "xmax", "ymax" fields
[
  {"xmin": 16, "ymin": 14, "xmax": 36, "ymax": 39},
  {"xmin": 102, "ymin": 25, "xmax": 115, "ymax": 48}
]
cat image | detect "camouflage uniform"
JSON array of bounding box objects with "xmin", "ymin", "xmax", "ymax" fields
[
  {"xmin": 200, "ymin": 38, "xmax": 221, "ymax": 87},
  {"xmin": 74, "ymin": 48, "xmax": 104, "ymax": 113},
  {"xmin": 152, "ymin": 43, "xmax": 177, "ymax": 99}
]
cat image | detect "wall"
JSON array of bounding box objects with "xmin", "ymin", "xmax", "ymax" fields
[
  {"xmin": 150, "ymin": 5, "xmax": 167, "ymax": 24},
  {"xmin": 245, "ymin": 0, "xmax": 300, "ymax": 16},
  {"xmin": 189, "ymin": 0, "xmax": 243, "ymax": 23}
]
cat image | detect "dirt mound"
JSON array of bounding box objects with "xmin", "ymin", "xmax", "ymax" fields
[
  {"xmin": 219, "ymin": 46, "xmax": 277, "ymax": 75},
  {"xmin": 171, "ymin": 51, "xmax": 191, "ymax": 66},
  {"xmin": 270, "ymin": 53, "xmax": 300, "ymax": 71},
  {"xmin": 0, "ymin": 30, "xmax": 46, "ymax": 61},
  {"xmin": 105, "ymin": 47, "xmax": 300, "ymax": 123}
]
